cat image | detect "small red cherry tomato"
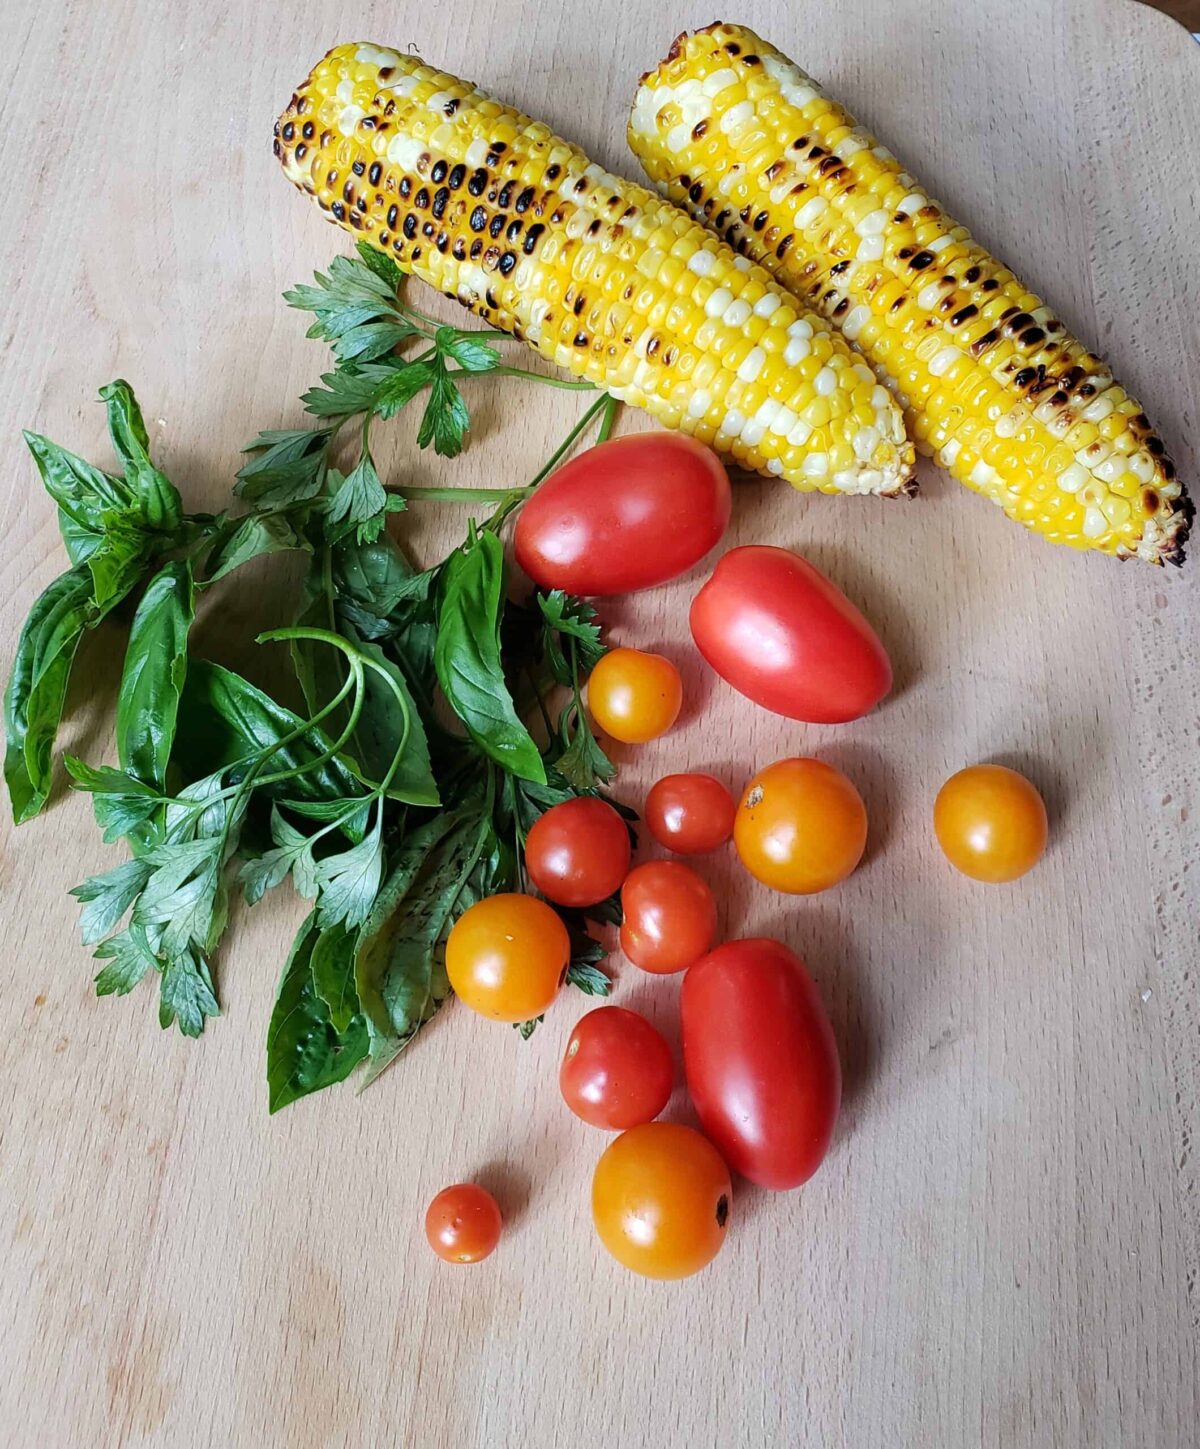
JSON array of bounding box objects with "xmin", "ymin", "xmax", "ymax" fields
[
  {"xmin": 619, "ymin": 860, "xmax": 717, "ymax": 975},
  {"xmin": 690, "ymin": 545, "xmax": 891, "ymax": 723},
  {"xmin": 645, "ymin": 772, "xmax": 736, "ymax": 855},
  {"xmin": 525, "ymin": 796, "xmax": 631, "ymax": 907},
  {"xmin": 515, "ymin": 432, "xmax": 731, "ymax": 596},
  {"xmin": 682, "ymin": 938, "xmax": 841, "ymax": 1190},
  {"xmin": 424, "ymin": 1183, "xmax": 502, "ymax": 1263},
  {"xmin": 559, "ymin": 1006, "xmax": 674, "ymax": 1129}
]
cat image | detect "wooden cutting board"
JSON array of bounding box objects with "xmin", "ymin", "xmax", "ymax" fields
[{"xmin": 1, "ymin": 1, "xmax": 1197, "ymax": 1444}]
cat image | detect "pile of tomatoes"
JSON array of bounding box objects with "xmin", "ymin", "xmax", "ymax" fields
[{"xmin": 424, "ymin": 433, "xmax": 1050, "ymax": 1278}]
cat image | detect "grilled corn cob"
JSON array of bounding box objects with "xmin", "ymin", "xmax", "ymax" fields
[
  {"xmin": 629, "ymin": 23, "xmax": 1189, "ymax": 563},
  {"xmin": 275, "ymin": 43, "xmax": 913, "ymax": 497}
]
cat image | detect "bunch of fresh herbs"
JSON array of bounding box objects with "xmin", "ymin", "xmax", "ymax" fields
[{"xmin": 3, "ymin": 244, "xmax": 624, "ymax": 1111}]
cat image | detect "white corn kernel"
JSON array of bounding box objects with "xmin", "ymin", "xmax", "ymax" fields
[
  {"xmin": 929, "ymin": 346, "xmax": 960, "ymax": 377},
  {"xmin": 724, "ymin": 299, "xmax": 752, "ymax": 328},
  {"xmin": 1082, "ymin": 395, "xmax": 1116, "ymax": 423},
  {"xmin": 917, "ymin": 282, "xmax": 943, "ymax": 311},
  {"xmin": 1097, "ymin": 456, "xmax": 1124, "ymax": 484},
  {"xmin": 741, "ymin": 421, "xmax": 766, "ymax": 447},
  {"xmin": 688, "ymin": 250, "xmax": 717, "ymax": 277},
  {"xmin": 856, "ymin": 209, "xmax": 890, "ymax": 237},
  {"xmin": 737, "ymin": 346, "xmax": 766, "ymax": 383},
  {"xmin": 814, "ymin": 366, "xmax": 837, "ymax": 395},
  {"xmin": 794, "ymin": 196, "xmax": 828, "ymax": 230},
  {"xmin": 687, "ymin": 389, "xmax": 712, "ymax": 419},
  {"xmin": 787, "ymin": 419, "xmax": 813, "ymax": 447},
  {"xmin": 783, "ymin": 335, "xmax": 810, "ymax": 367},
  {"xmin": 754, "ymin": 293, "xmax": 781, "ymax": 318},
  {"xmin": 718, "ymin": 408, "xmax": 745, "ymax": 437},
  {"xmin": 857, "ymin": 236, "xmax": 885, "ymax": 262},
  {"xmin": 702, "ymin": 68, "xmax": 739, "ymax": 96},
  {"xmin": 705, "ymin": 287, "xmax": 734, "ymax": 319},
  {"xmin": 801, "ymin": 453, "xmax": 829, "ymax": 477},
  {"xmin": 1082, "ymin": 506, "xmax": 1108, "ymax": 538},
  {"xmin": 767, "ymin": 458, "xmax": 785, "ymax": 475},
  {"xmin": 1057, "ymin": 463, "xmax": 1088, "ymax": 493},
  {"xmin": 720, "ymin": 100, "xmax": 755, "ymax": 133},
  {"xmin": 842, "ymin": 305, "xmax": 871, "ymax": 341}
]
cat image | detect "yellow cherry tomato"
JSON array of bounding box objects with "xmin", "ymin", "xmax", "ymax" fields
[
  {"xmin": 934, "ymin": 764, "xmax": 1048, "ymax": 882},
  {"xmin": 734, "ymin": 757, "xmax": 867, "ymax": 894},
  {"xmin": 592, "ymin": 1122, "xmax": 731, "ymax": 1280},
  {"xmin": 446, "ymin": 893, "xmax": 569, "ymax": 1022},
  {"xmin": 587, "ymin": 648, "xmax": 683, "ymax": 744}
]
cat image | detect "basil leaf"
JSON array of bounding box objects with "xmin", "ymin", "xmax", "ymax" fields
[
  {"xmin": 116, "ymin": 561, "xmax": 194, "ymax": 790},
  {"xmin": 435, "ymin": 530, "xmax": 545, "ymax": 784},
  {"xmin": 100, "ymin": 380, "xmax": 183, "ymax": 532},
  {"xmin": 22, "ymin": 429, "xmax": 130, "ymax": 559},
  {"xmin": 85, "ymin": 522, "xmax": 156, "ymax": 611},
  {"xmin": 354, "ymin": 813, "xmax": 489, "ymax": 1086},
  {"xmin": 267, "ymin": 913, "xmax": 368, "ymax": 1112},
  {"xmin": 330, "ymin": 531, "xmax": 423, "ymax": 617},
  {"xmin": 203, "ymin": 512, "xmax": 309, "ymax": 583},
  {"xmin": 4, "ymin": 565, "xmax": 95, "ymax": 823},
  {"xmin": 175, "ymin": 660, "xmax": 365, "ymax": 805},
  {"xmin": 340, "ymin": 622, "xmax": 439, "ymax": 807},
  {"xmin": 310, "ymin": 920, "xmax": 360, "ymax": 1032}
]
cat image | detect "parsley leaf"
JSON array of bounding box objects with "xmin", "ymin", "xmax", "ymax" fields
[
  {"xmin": 435, "ymin": 325, "xmax": 500, "ymax": 374},
  {"xmin": 417, "ymin": 365, "xmax": 471, "ymax": 458}
]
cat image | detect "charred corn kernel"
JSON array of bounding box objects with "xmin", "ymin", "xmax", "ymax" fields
[
  {"xmin": 277, "ymin": 43, "xmax": 914, "ymax": 497},
  {"xmin": 630, "ymin": 22, "xmax": 1190, "ymax": 563}
]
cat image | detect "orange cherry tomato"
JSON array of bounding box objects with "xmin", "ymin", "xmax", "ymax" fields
[
  {"xmin": 446, "ymin": 893, "xmax": 569, "ymax": 1023},
  {"xmin": 560, "ymin": 1006, "xmax": 674, "ymax": 1130},
  {"xmin": 591, "ymin": 1122, "xmax": 731, "ymax": 1279},
  {"xmin": 934, "ymin": 764, "xmax": 1048, "ymax": 882},
  {"xmin": 619, "ymin": 860, "xmax": 717, "ymax": 975},
  {"xmin": 525, "ymin": 796, "xmax": 631, "ymax": 907},
  {"xmin": 587, "ymin": 648, "xmax": 683, "ymax": 744},
  {"xmin": 424, "ymin": 1183, "xmax": 502, "ymax": 1264},
  {"xmin": 645, "ymin": 772, "xmax": 736, "ymax": 855},
  {"xmin": 734, "ymin": 757, "xmax": 867, "ymax": 894}
]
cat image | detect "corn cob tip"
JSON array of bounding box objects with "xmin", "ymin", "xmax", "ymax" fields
[{"xmin": 630, "ymin": 21, "xmax": 1188, "ymax": 564}]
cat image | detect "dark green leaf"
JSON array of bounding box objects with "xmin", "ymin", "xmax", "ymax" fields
[
  {"xmin": 416, "ymin": 365, "xmax": 470, "ymax": 457},
  {"xmin": 301, "ymin": 364, "xmax": 399, "ymax": 418},
  {"xmin": 514, "ymin": 1016, "xmax": 543, "ymax": 1040},
  {"xmin": 158, "ymin": 949, "xmax": 219, "ymax": 1038},
  {"xmin": 4, "ymin": 565, "xmax": 95, "ymax": 823},
  {"xmin": 93, "ymin": 925, "xmax": 159, "ymax": 997},
  {"xmin": 267, "ymin": 913, "xmax": 368, "ymax": 1112},
  {"xmin": 354, "ymin": 813, "xmax": 489, "ymax": 1086},
  {"xmin": 70, "ymin": 857, "xmax": 154, "ymax": 946},
  {"xmin": 373, "ymin": 360, "xmax": 436, "ymax": 421},
  {"xmin": 23, "ymin": 429, "xmax": 130, "ymax": 558},
  {"xmin": 65, "ymin": 755, "xmax": 162, "ymax": 843},
  {"xmin": 285, "ymin": 253, "xmax": 402, "ymax": 340},
  {"xmin": 203, "ymin": 512, "xmax": 309, "ymax": 583},
  {"xmin": 435, "ymin": 531, "xmax": 545, "ymax": 784},
  {"xmin": 279, "ymin": 796, "xmax": 371, "ymax": 843},
  {"xmin": 330, "ymin": 532, "xmax": 427, "ymax": 618},
  {"xmin": 310, "ymin": 920, "xmax": 360, "ymax": 1031},
  {"xmin": 554, "ymin": 704, "xmax": 616, "ymax": 791},
  {"xmin": 324, "ymin": 453, "xmax": 389, "ymax": 541},
  {"xmin": 85, "ymin": 522, "xmax": 156, "ymax": 611},
  {"xmin": 566, "ymin": 960, "xmax": 611, "ymax": 995},
  {"xmin": 341, "ymin": 623, "xmax": 439, "ymax": 807},
  {"xmin": 354, "ymin": 241, "xmax": 406, "ymax": 290},
  {"xmin": 538, "ymin": 591, "xmax": 606, "ymax": 678},
  {"xmin": 99, "ymin": 380, "xmax": 183, "ymax": 531},
  {"xmin": 175, "ymin": 661, "xmax": 366, "ymax": 806},
  {"xmin": 332, "ymin": 320, "xmax": 418, "ymax": 364},
  {"xmin": 115, "ymin": 561, "xmax": 194, "ymax": 790},
  {"xmin": 235, "ymin": 427, "xmax": 331, "ymax": 507},
  {"xmin": 435, "ymin": 327, "xmax": 500, "ymax": 374}
]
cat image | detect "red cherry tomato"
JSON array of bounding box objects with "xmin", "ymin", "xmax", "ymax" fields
[
  {"xmin": 559, "ymin": 1006, "xmax": 674, "ymax": 1129},
  {"xmin": 645, "ymin": 772, "xmax": 736, "ymax": 855},
  {"xmin": 515, "ymin": 432, "xmax": 731, "ymax": 596},
  {"xmin": 690, "ymin": 545, "xmax": 891, "ymax": 724},
  {"xmin": 424, "ymin": 1183, "xmax": 502, "ymax": 1263},
  {"xmin": 525, "ymin": 796, "xmax": 631, "ymax": 907},
  {"xmin": 681, "ymin": 938, "xmax": 841, "ymax": 1190},
  {"xmin": 619, "ymin": 860, "xmax": 717, "ymax": 975}
]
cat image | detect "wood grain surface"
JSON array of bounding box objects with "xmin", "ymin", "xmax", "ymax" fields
[{"xmin": 1, "ymin": 2, "xmax": 1197, "ymax": 1445}]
